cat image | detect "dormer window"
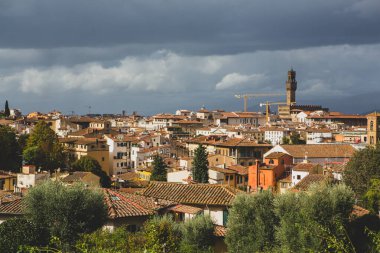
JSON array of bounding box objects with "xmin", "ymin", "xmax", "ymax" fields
[{"xmin": 269, "ymin": 159, "xmax": 274, "ymax": 165}]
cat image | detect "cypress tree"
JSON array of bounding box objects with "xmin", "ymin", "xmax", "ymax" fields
[
  {"xmin": 192, "ymin": 144, "xmax": 209, "ymax": 183},
  {"xmin": 150, "ymin": 154, "xmax": 167, "ymax": 181},
  {"xmin": 4, "ymin": 100, "xmax": 10, "ymax": 117}
]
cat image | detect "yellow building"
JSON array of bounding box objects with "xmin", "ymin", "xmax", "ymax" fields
[
  {"xmin": 367, "ymin": 112, "xmax": 380, "ymax": 145},
  {"xmin": 60, "ymin": 138, "xmax": 111, "ymax": 176},
  {"xmin": 0, "ymin": 171, "xmax": 17, "ymax": 191}
]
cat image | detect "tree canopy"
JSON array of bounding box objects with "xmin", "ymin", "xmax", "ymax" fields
[
  {"xmin": 24, "ymin": 181, "xmax": 108, "ymax": 246},
  {"xmin": 23, "ymin": 121, "xmax": 64, "ymax": 172},
  {"xmin": 180, "ymin": 215, "xmax": 215, "ymax": 253},
  {"xmin": 192, "ymin": 144, "xmax": 209, "ymax": 183},
  {"xmin": 4, "ymin": 100, "xmax": 10, "ymax": 117},
  {"xmin": 0, "ymin": 125, "xmax": 22, "ymax": 172},
  {"xmin": 150, "ymin": 154, "xmax": 167, "ymax": 181},
  {"xmin": 226, "ymin": 183, "xmax": 356, "ymax": 253},
  {"xmin": 343, "ymin": 145, "xmax": 380, "ymax": 197},
  {"xmin": 72, "ymin": 156, "xmax": 111, "ymax": 188}
]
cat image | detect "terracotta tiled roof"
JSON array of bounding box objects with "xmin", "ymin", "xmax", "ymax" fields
[
  {"xmin": 62, "ymin": 172, "xmax": 99, "ymax": 183},
  {"xmin": 292, "ymin": 163, "xmax": 321, "ymax": 172},
  {"xmin": 351, "ymin": 205, "xmax": 370, "ymax": 218},
  {"xmin": 168, "ymin": 204, "xmax": 202, "ymax": 214},
  {"xmin": 228, "ymin": 165, "xmax": 248, "ymax": 175},
  {"xmin": 281, "ymin": 144, "xmax": 356, "ymax": 158},
  {"xmin": 214, "ymin": 225, "xmax": 227, "ymax": 237},
  {"xmin": 265, "ymin": 152, "xmax": 288, "ymax": 159},
  {"xmin": 214, "ymin": 138, "xmax": 271, "ymax": 148},
  {"xmin": 117, "ymin": 172, "xmax": 139, "ymax": 181},
  {"xmin": 140, "ymin": 182, "xmax": 237, "ymax": 206},
  {"xmin": 0, "ymin": 198, "xmax": 24, "ymax": 215},
  {"xmin": 104, "ymin": 189, "xmax": 173, "ymax": 219},
  {"xmin": 293, "ymin": 174, "xmax": 329, "ymax": 191}
]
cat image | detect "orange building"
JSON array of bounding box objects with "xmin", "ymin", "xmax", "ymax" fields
[{"xmin": 248, "ymin": 152, "xmax": 293, "ymax": 191}]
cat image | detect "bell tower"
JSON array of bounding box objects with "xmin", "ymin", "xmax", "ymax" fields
[{"xmin": 286, "ymin": 68, "xmax": 297, "ymax": 105}]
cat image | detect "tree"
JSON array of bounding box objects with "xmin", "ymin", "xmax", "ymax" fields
[
  {"xmin": 180, "ymin": 215, "xmax": 215, "ymax": 253},
  {"xmin": 363, "ymin": 179, "xmax": 380, "ymax": 214},
  {"xmin": 72, "ymin": 156, "xmax": 111, "ymax": 188},
  {"xmin": 0, "ymin": 218, "xmax": 41, "ymax": 253},
  {"xmin": 143, "ymin": 215, "xmax": 181, "ymax": 253},
  {"xmin": 24, "ymin": 181, "xmax": 108, "ymax": 247},
  {"xmin": 192, "ymin": 144, "xmax": 209, "ymax": 183},
  {"xmin": 150, "ymin": 154, "xmax": 167, "ymax": 181},
  {"xmin": 225, "ymin": 191, "xmax": 276, "ymax": 253},
  {"xmin": 23, "ymin": 121, "xmax": 64, "ymax": 172},
  {"xmin": 4, "ymin": 100, "xmax": 10, "ymax": 117},
  {"xmin": 274, "ymin": 183, "xmax": 355, "ymax": 252},
  {"xmin": 343, "ymin": 145, "xmax": 380, "ymax": 197},
  {"xmin": 76, "ymin": 227, "xmax": 143, "ymax": 253},
  {"xmin": 0, "ymin": 125, "xmax": 22, "ymax": 172},
  {"xmin": 290, "ymin": 132, "xmax": 306, "ymax": 144}
]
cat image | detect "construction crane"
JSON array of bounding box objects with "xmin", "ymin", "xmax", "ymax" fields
[
  {"xmin": 234, "ymin": 93, "xmax": 284, "ymax": 112},
  {"xmin": 259, "ymin": 101, "xmax": 295, "ymax": 124}
]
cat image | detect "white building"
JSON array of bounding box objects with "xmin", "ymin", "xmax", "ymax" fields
[
  {"xmin": 104, "ymin": 134, "xmax": 135, "ymax": 175},
  {"xmin": 15, "ymin": 166, "xmax": 50, "ymax": 193},
  {"xmin": 306, "ymin": 129, "xmax": 333, "ymax": 144},
  {"xmin": 264, "ymin": 128, "xmax": 291, "ymax": 145}
]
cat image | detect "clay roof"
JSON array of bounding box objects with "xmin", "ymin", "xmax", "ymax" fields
[
  {"xmin": 292, "ymin": 163, "xmax": 321, "ymax": 172},
  {"xmin": 104, "ymin": 189, "xmax": 173, "ymax": 219},
  {"xmin": 61, "ymin": 172, "xmax": 99, "ymax": 183},
  {"xmin": 280, "ymin": 144, "xmax": 356, "ymax": 158},
  {"xmin": 228, "ymin": 165, "xmax": 248, "ymax": 175},
  {"xmin": 210, "ymin": 167, "xmax": 236, "ymax": 174},
  {"xmin": 265, "ymin": 152, "xmax": 288, "ymax": 159},
  {"xmin": 168, "ymin": 204, "xmax": 203, "ymax": 214},
  {"xmin": 351, "ymin": 205, "xmax": 370, "ymax": 218},
  {"xmin": 0, "ymin": 198, "xmax": 23, "ymax": 215},
  {"xmin": 117, "ymin": 172, "xmax": 139, "ymax": 181},
  {"xmin": 140, "ymin": 182, "xmax": 237, "ymax": 206},
  {"xmin": 214, "ymin": 225, "xmax": 227, "ymax": 237},
  {"xmin": 293, "ymin": 174, "xmax": 329, "ymax": 191}
]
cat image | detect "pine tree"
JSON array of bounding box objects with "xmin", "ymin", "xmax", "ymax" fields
[
  {"xmin": 4, "ymin": 100, "xmax": 10, "ymax": 117},
  {"xmin": 192, "ymin": 144, "xmax": 209, "ymax": 183},
  {"xmin": 150, "ymin": 154, "xmax": 167, "ymax": 181}
]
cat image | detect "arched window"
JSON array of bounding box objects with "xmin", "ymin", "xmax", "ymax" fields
[{"xmin": 370, "ymin": 121, "xmax": 374, "ymax": 131}]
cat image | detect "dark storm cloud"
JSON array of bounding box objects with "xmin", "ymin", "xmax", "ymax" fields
[
  {"xmin": 0, "ymin": 0, "xmax": 379, "ymax": 53},
  {"xmin": 0, "ymin": 0, "xmax": 380, "ymax": 115}
]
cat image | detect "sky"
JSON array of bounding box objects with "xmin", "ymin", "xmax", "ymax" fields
[{"xmin": 0, "ymin": 0, "xmax": 380, "ymax": 115}]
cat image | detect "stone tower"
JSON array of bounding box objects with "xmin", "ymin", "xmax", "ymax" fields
[
  {"xmin": 286, "ymin": 68, "xmax": 297, "ymax": 105},
  {"xmin": 367, "ymin": 112, "xmax": 380, "ymax": 145}
]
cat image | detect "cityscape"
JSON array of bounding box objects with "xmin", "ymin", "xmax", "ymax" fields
[{"xmin": 1, "ymin": 1, "xmax": 380, "ymax": 253}]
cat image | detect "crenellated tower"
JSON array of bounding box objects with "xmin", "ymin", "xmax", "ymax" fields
[{"xmin": 286, "ymin": 68, "xmax": 297, "ymax": 105}]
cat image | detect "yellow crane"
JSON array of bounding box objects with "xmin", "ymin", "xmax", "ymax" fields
[
  {"xmin": 234, "ymin": 93, "xmax": 284, "ymax": 112},
  {"xmin": 259, "ymin": 101, "xmax": 295, "ymax": 124}
]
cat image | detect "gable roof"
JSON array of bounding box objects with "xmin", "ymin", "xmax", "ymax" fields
[
  {"xmin": 293, "ymin": 174, "xmax": 329, "ymax": 191},
  {"xmin": 140, "ymin": 182, "xmax": 237, "ymax": 206},
  {"xmin": 280, "ymin": 144, "xmax": 356, "ymax": 158},
  {"xmin": 104, "ymin": 189, "xmax": 173, "ymax": 219},
  {"xmin": 0, "ymin": 198, "xmax": 23, "ymax": 215}
]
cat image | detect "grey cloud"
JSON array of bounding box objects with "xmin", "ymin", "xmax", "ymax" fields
[{"xmin": 0, "ymin": 0, "xmax": 379, "ymax": 54}]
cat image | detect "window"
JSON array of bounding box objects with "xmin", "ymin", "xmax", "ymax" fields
[
  {"xmin": 127, "ymin": 224, "xmax": 137, "ymax": 232},
  {"xmin": 102, "ymin": 157, "xmax": 105, "ymax": 161},
  {"xmin": 297, "ymin": 175, "xmax": 301, "ymax": 180},
  {"xmin": 370, "ymin": 121, "xmax": 374, "ymax": 131},
  {"xmin": 269, "ymin": 159, "xmax": 274, "ymax": 165}
]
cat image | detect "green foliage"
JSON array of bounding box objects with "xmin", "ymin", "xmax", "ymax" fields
[
  {"xmin": 24, "ymin": 181, "xmax": 108, "ymax": 246},
  {"xmin": 289, "ymin": 132, "xmax": 305, "ymax": 144},
  {"xmin": 274, "ymin": 183, "xmax": 355, "ymax": 253},
  {"xmin": 23, "ymin": 121, "xmax": 64, "ymax": 172},
  {"xmin": 72, "ymin": 156, "xmax": 111, "ymax": 188},
  {"xmin": 143, "ymin": 215, "xmax": 181, "ymax": 253},
  {"xmin": 76, "ymin": 227, "xmax": 143, "ymax": 253},
  {"xmin": 343, "ymin": 145, "xmax": 380, "ymax": 197},
  {"xmin": 226, "ymin": 184, "xmax": 355, "ymax": 253},
  {"xmin": 0, "ymin": 125, "xmax": 22, "ymax": 172},
  {"xmin": 150, "ymin": 154, "xmax": 167, "ymax": 181},
  {"xmin": 225, "ymin": 191, "xmax": 276, "ymax": 253},
  {"xmin": 180, "ymin": 215, "xmax": 215, "ymax": 253},
  {"xmin": 4, "ymin": 100, "xmax": 10, "ymax": 117},
  {"xmin": 192, "ymin": 144, "xmax": 209, "ymax": 183},
  {"xmin": 0, "ymin": 218, "xmax": 40, "ymax": 253},
  {"xmin": 282, "ymin": 136, "xmax": 290, "ymax": 144},
  {"xmin": 363, "ymin": 178, "xmax": 380, "ymax": 214}
]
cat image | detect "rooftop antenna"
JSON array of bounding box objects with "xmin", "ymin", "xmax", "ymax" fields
[{"xmin": 88, "ymin": 106, "xmax": 92, "ymax": 115}]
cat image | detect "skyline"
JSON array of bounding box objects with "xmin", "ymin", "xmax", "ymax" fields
[{"xmin": 1, "ymin": 0, "xmax": 380, "ymax": 115}]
